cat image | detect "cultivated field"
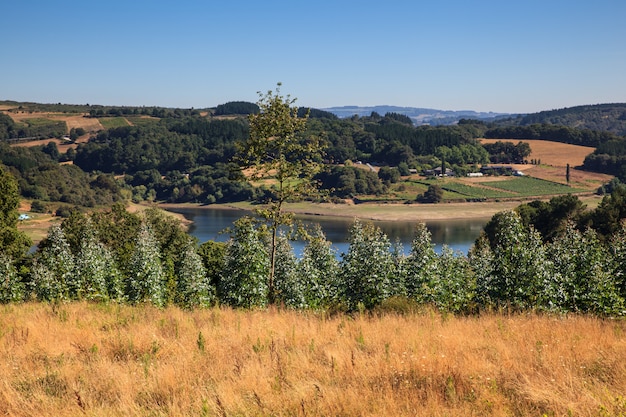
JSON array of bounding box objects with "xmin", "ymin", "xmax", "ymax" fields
[
  {"xmin": 0, "ymin": 303, "xmax": 624, "ymax": 417},
  {"xmin": 479, "ymin": 139, "xmax": 595, "ymax": 168},
  {"xmin": 3, "ymin": 111, "xmax": 104, "ymax": 133}
]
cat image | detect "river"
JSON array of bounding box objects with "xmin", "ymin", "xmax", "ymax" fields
[{"xmin": 166, "ymin": 206, "xmax": 488, "ymax": 257}]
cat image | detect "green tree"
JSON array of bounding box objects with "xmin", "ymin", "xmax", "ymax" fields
[
  {"xmin": 127, "ymin": 223, "xmax": 166, "ymax": 306},
  {"xmin": 548, "ymin": 223, "xmax": 623, "ymax": 315},
  {"xmin": 176, "ymin": 241, "xmax": 213, "ymax": 309},
  {"xmin": 297, "ymin": 225, "xmax": 340, "ymax": 308},
  {"xmin": 74, "ymin": 220, "xmax": 122, "ymax": 302},
  {"xmin": 31, "ymin": 224, "xmax": 75, "ymax": 301},
  {"xmin": 340, "ymin": 220, "xmax": 397, "ymax": 310},
  {"xmin": 218, "ymin": 217, "xmax": 269, "ymax": 308},
  {"xmin": 273, "ymin": 233, "xmax": 305, "ymax": 308},
  {"xmin": 0, "ymin": 166, "xmax": 32, "ymax": 259},
  {"xmin": 403, "ymin": 223, "xmax": 438, "ymax": 302},
  {"xmin": 237, "ymin": 84, "xmax": 324, "ymax": 304},
  {"xmin": 417, "ymin": 184, "xmax": 444, "ymax": 203},
  {"xmin": 476, "ymin": 211, "xmax": 552, "ymax": 310},
  {"xmin": 0, "ymin": 254, "xmax": 23, "ymax": 303}
]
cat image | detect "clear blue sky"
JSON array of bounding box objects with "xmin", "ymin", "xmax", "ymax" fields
[{"xmin": 2, "ymin": 0, "xmax": 625, "ymax": 114}]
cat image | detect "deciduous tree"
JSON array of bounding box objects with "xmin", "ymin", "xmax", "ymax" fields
[{"xmin": 237, "ymin": 84, "xmax": 324, "ymax": 303}]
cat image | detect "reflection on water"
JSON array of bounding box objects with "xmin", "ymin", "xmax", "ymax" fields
[{"xmin": 166, "ymin": 206, "xmax": 489, "ymax": 256}]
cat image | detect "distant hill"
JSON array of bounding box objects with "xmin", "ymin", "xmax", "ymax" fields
[
  {"xmin": 321, "ymin": 105, "xmax": 510, "ymax": 125},
  {"xmin": 495, "ymin": 103, "xmax": 626, "ymax": 137}
]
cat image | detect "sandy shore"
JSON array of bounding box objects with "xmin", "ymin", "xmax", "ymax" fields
[{"xmin": 157, "ymin": 200, "xmax": 524, "ymax": 222}]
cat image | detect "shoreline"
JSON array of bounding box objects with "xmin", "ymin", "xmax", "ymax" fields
[{"xmin": 157, "ymin": 200, "xmax": 524, "ymax": 222}]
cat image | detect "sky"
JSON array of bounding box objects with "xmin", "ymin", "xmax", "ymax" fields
[{"xmin": 2, "ymin": 0, "xmax": 625, "ymax": 114}]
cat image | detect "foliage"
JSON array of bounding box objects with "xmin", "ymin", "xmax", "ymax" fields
[
  {"xmin": 314, "ymin": 165, "xmax": 385, "ymax": 198},
  {"xmin": 214, "ymin": 101, "xmax": 259, "ymax": 115},
  {"xmin": 273, "ymin": 234, "xmax": 305, "ymax": 308},
  {"xmin": 126, "ymin": 223, "xmax": 166, "ymax": 306},
  {"xmin": 416, "ymin": 184, "xmax": 444, "ymax": 203},
  {"xmin": 474, "ymin": 211, "xmax": 552, "ymax": 311},
  {"xmin": 74, "ymin": 221, "xmax": 123, "ymax": 302},
  {"xmin": 495, "ymin": 103, "xmax": 626, "ymax": 136},
  {"xmin": 176, "ymin": 241, "xmax": 214, "ymax": 309},
  {"xmin": 0, "ymin": 254, "xmax": 23, "ymax": 303},
  {"xmin": 548, "ymin": 223, "xmax": 624, "ymax": 315},
  {"xmin": 297, "ymin": 225, "xmax": 340, "ymax": 308},
  {"xmin": 485, "ymin": 123, "xmax": 619, "ymax": 147},
  {"xmin": 0, "ymin": 166, "xmax": 32, "ymax": 259},
  {"xmin": 218, "ymin": 217, "xmax": 269, "ymax": 308},
  {"xmin": 514, "ymin": 194, "xmax": 587, "ymax": 242},
  {"xmin": 30, "ymin": 224, "xmax": 75, "ymax": 301},
  {"xmin": 340, "ymin": 220, "xmax": 398, "ymax": 310},
  {"xmin": 482, "ymin": 140, "xmax": 531, "ymax": 163},
  {"xmin": 236, "ymin": 84, "xmax": 324, "ymax": 304}
]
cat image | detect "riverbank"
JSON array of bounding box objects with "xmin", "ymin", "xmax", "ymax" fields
[{"xmin": 159, "ymin": 199, "xmax": 524, "ymax": 222}]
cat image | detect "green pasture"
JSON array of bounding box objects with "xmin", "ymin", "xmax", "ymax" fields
[
  {"xmin": 99, "ymin": 117, "xmax": 130, "ymax": 129},
  {"xmin": 482, "ymin": 176, "xmax": 586, "ymax": 196},
  {"xmin": 406, "ymin": 176, "xmax": 586, "ymax": 201}
]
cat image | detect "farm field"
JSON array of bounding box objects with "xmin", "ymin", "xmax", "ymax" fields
[
  {"xmin": 479, "ymin": 138, "xmax": 595, "ymax": 167},
  {"xmin": 0, "ymin": 303, "xmax": 624, "ymax": 417}
]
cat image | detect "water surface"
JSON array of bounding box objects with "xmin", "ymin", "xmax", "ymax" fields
[{"xmin": 166, "ymin": 206, "xmax": 489, "ymax": 256}]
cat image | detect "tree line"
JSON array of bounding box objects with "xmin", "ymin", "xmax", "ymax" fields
[{"xmin": 1, "ymin": 195, "xmax": 626, "ymax": 316}]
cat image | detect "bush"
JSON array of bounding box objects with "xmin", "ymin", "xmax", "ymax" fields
[
  {"xmin": 416, "ymin": 184, "xmax": 444, "ymax": 203},
  {"xmin": 30, "ymin": 200, "xmax": 47, "ymax": 213}
]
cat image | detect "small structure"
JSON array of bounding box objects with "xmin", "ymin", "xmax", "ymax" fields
[
  {"xmin": 423, "ymin": 167, "xmax": 454, "ymax": 177},
  {"xmin": 18, "ymin": 214, "xmax": 30, "ymax": 221}
]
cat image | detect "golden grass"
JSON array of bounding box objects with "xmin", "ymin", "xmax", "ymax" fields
[
  {"xmin": 479, "ymin": 139, "xmax": 595, "ymax": 168},
  {"xmin": 1, "ymin": 303, "xmax": 624, "ymax": 416}
]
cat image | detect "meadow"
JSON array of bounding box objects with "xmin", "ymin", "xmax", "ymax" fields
[{"xmin": 0, "ymin": 303, "xmax": 624, "ymax": 417}]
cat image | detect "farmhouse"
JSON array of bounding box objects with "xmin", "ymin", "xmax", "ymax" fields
[{"xmin": 422, "ymin": 167, "xmax": 455, "ymax": 177}]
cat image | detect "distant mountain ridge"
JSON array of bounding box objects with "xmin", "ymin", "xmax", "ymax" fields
[{"xmin": 321, "ymin": 105, "xmax": 511, "ymax": 125}]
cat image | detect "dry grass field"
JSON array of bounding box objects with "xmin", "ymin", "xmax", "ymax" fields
[
  {"xmin": 3, "ymin": 111, "xmax": 104, "ymax": 133},
  {"xmin": 479, "ymin": 139, "xmax": 595, "ymax": 168},
  {"xmin": 0, "ymin": 303, "xmax": 624, "ymax": 417}
]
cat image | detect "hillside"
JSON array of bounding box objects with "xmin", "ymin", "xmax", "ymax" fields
[
  {"xmin": 322, "ymin": 105, "xmax": 509, "ymax": 125},
  {"xmin": 495, "ymin": 103, "xmax": 626, "ymax": 136}
]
